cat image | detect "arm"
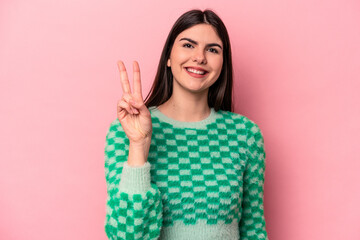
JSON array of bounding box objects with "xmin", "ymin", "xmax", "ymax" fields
[
  {"xmin": 239, "ymin": 120, "xmax": 268, "ymax": 240},
  {"xmin": 104, "ymin": 120, "xmax": 163, "ymax": 240}
]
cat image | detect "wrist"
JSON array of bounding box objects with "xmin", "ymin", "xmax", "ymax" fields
[
  {"xmin": 128, "ymin": 136, "xmax": 152, "ymax": 167},
  {"xmin": 129, "ymin": 136, "xmax": 152, "ymax": 148}
]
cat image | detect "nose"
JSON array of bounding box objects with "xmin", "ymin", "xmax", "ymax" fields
[{"xmin": 192, "ymin": 49, "xmax": 207, "ymax": 64}]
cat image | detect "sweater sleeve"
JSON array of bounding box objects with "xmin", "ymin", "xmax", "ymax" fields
[
  {"xmin": 104, "ymin": 119, "xmax": 163, "ymax": 240},
  {"xmin": 239, "ymin": 120, "xmax": 268, "ymax": 240}
]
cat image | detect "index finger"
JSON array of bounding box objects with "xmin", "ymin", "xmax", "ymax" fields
[
  {"xmin": 117, "ymin": 60, "xmax": 131, "ymax": 94},
  {"xmin": 133, "ymin": 61, "xmax": 143, "ymax": 99}
]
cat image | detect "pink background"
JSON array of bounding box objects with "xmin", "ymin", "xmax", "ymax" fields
[{"xmin": 1, "ymin": 0, "xmax": 359, "ymax": 239}]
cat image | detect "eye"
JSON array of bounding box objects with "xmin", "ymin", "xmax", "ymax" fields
[
  {"xmin": 183, "ymin": 43, "xmax": 193, "ymax": 48},
  {"xmin": 208, "ymin": 48, "xmax": 219, "ymax": 54}
]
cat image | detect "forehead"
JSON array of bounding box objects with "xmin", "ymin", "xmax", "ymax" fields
[{"xmin": 175, "ymin": 24, "xmax": 222, "ymax": 45}]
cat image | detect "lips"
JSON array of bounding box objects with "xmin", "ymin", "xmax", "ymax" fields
[
  {"xmin": 185, "ymin": 67, "xmax": 209, "ymax": 78},
  {"xmin": 185, "ymin": 67, "xmax": 208, "ymax": 75}
]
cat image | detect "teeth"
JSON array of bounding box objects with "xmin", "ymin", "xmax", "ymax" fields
[{"xmin": 187, "ymin": 68, "xmax": 205, "ymax": 75}]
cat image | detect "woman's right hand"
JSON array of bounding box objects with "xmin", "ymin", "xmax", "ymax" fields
[{"xmin": 117, "ymin": 60, "xmax": 152, "ymax": 145}]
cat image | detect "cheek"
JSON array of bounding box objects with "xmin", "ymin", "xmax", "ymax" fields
[
  {"xmin": 213, "ymin": 57, "xmax": 223, "ymax": 72},
  {"xmin": 171, "ymin": 49, "xmax": 188, "ymax": 64}
]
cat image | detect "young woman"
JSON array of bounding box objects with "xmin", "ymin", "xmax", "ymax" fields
[{"xmin": 104, "ymin": 9, "xmax": 268, "ymax": 240}]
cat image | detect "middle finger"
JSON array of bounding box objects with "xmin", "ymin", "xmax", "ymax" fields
[{"xmin": 117, "ymin": 60, "xmax": 131, "ymax": 94}]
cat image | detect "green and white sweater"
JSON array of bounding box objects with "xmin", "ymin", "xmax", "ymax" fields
[{"xmin": 104, "ymin": 106, "xmax": 268, "ymax": 240}]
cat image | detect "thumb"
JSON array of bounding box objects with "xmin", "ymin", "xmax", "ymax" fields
[{"xmin": 129, "ymin": 99, "xmax": 147, "ymax": 113}]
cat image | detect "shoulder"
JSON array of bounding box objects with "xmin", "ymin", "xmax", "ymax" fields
[
  {"xmin": 107, "ymin": 118, "xmax": 122, "ymax": 131},
  {"xmin": 215, "ymin": 109, "xmax": 261, "ymax": 129},
  {"xmin": 216, "ymin": 109, "xmax": 264, "ymax": 141},
  {"xmin": 105, "ymin": 118, "xmax": 126, "ymax": 139}
]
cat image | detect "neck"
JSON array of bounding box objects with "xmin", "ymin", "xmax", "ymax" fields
[{"xmin": 157, "ymin": 88, "xmax": 211, "ymax": 122}]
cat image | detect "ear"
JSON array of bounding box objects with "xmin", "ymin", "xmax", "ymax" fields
[{"xmin": 167, "ymin": 59, "xmax": 171, "ymax": 67}]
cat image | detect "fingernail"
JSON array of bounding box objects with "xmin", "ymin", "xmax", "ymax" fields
[{"xmin": 133, "ymin": 108, "xmax": 139, "ymax": 114}]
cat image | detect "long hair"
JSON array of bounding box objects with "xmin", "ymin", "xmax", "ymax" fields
[{"xmin": 144, "ymin": 9, "xmax": 233, "ymax": 112}]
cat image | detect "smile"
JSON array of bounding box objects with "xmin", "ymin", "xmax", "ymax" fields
[
  {"xmin": 185, "ymin": 67, "xmax": 209, "ymax": 78},
  {"xmin": 186, "ymin": 67, "xmax": 206, "ymax": 74}
]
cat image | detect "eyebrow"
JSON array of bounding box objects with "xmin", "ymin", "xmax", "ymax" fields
[{"xmin": 179, "ymin": 37, "xmax": 223, "ymax": 49}]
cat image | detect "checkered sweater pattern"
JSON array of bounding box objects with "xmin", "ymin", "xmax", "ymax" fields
[{"xmin": 104, "ymin": 106, "xmax": 268, "ymax": 240}]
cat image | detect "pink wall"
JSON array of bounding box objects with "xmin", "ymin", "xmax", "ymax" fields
[{"xmin": 1, "ymin": 0, "xmax": 359, "ymax": 239}]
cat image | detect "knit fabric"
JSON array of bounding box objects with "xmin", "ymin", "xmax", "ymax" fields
[{"xmin": 104, "ymin": 106, "xmax": 268, "ymax": 240}]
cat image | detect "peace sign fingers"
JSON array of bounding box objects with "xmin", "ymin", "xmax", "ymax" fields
[{"xmin": 115, "ymin": 59, "xmax": 153, "ymax": 146}]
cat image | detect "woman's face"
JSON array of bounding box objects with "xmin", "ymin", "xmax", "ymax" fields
[{"xmin": 167, "ymin": 24, "xmax": 223, "ymax": 94}]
